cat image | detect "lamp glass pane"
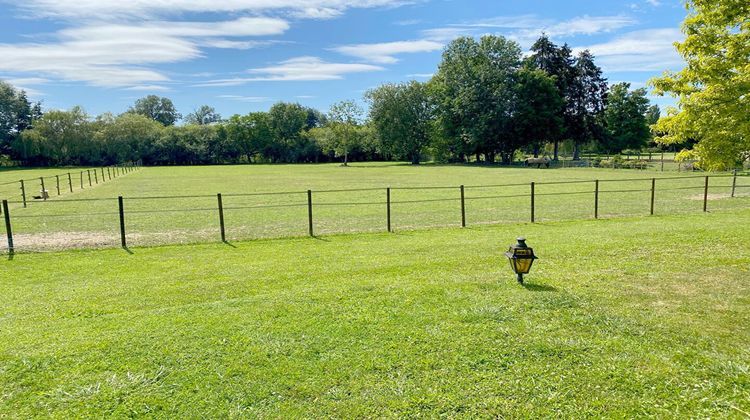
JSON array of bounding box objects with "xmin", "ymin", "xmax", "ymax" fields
[{"xmin": 515, "ymin": 258, "xmax": 533, "ymax": 274}]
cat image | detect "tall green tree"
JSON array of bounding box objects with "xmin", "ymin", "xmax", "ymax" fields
[
  {"xmin": 184, "ymin": 105, "xmax": 221, "ymax": 126},
  {"xmin": 96, "ymin": 113, "xmax": 164, "ymax": 164},
  {"xmin": 224, "ymin": 112, "xmax": 273, "ymax": 162},
  {"xmin": 323, "ymin": 100, "xmax": 365, "ymax": 166},
  {"xmin": 128, "ymin": 95, "xmax": 181, "ymax": 126},
  {"xmin": 567, "ymin": 50, "xmax": 608, "ymax": 159},
  {"xmin": 268, "ymin": 102, "xmax": 311, "ymax": 162},
  {"xmin": 367, "ymin": 81, "xmax": 434, "ymax": 164},
  {"xmin": 526, "ymin": 35, "xmax": 575, "ymax": 160},
  {"xmin": 602, "ymin": 83, "xmax": 652, "ymax": 153},
  {"xmin": 650, "ymin": 0, "xmax": 749, "ymax": 170},
  {"xmin": 432, "ymin": 35, "xmax": 522, "ymax": 163},
  {"xmin": 511, "ymin": 68, "xmax": 564, "ymax": 157},
  {"xmin": 14, "ymin": 106, "xmax": 93, "ymax": 165},
  {"xmin": 1, "ymin": 81, "xmax": 41, "ymax": 157}
]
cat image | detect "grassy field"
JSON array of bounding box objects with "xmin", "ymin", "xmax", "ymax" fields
[
  {"xmin": 0, "ymin": 163, "xmax": 748, "ymax": 251},
  {"xmin": 1, "ymin": 209, "xmax": 748, "ymax": 416}
]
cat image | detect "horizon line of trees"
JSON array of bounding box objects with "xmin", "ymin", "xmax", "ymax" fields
[{"xmin": 2, "ymin": 35, "xmax": 664, "ymax": 167}]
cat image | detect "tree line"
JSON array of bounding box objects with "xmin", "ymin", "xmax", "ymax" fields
[{"xmin": 1, "ymin": 35, "xmax": 662, "ymax": 167}]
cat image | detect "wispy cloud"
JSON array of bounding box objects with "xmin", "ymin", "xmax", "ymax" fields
[
  {"xmin": 217, "ymin": 95, "xmax": 272, "ymax": 102},
  {"xmin": 8, "ymin": 0, "xmax": 418, "ymax": 20},
  {"xmin": 0, "ymin": 0, "xmax": 416, "ymax": 89},
  {"xmin": 422, "ymin": 14, "xmax": 637, "ymax": 47},
  {"xmin": 394, "ymin": 19, "xmax": 422, "ymax": 26},
  {"xmin": 406, "ymin": 73, "xmax": 433, "ymax": 78},
  {"xmin": 123, "ymin": 85, "xmax": 171, "ymax": 92},
  {"xmin": 196, "ymin": 57, "xmax": 384, "ymax": 86},
  {"xmin": 573, "ymin": 28, "xmax": 683, "ymax": 72},
  {"xmin": 0, "ymin": 17, "xmax": 289, "ymax": 88},
  {"xmin": 332, "ymin": 40, "xmax": 443, "ymax": 64}
]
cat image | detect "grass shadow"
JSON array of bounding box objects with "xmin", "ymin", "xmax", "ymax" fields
[
  {"xmin": 522, "ymin": 282, "xmax": 557, "ymax": 292},
  {"xmin": 222, "ymin": 240, "xmax": 237, "ymax": 248},
  {"xmin": 122, "ymin": 246, "xmax": 134, "ymax": 255}
]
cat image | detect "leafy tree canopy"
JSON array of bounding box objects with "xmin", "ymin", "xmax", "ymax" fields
[
  {"xmin": 650, "ymin": 0, "xmax": 750, "ymax": 170},
  {"xmin": 128, "ymin": 95, "xmax": 182, "ymax": 126},
  {"xmin": 184, "ymin": 105, "xmax": 222, "ymax": 126},
  {"xmin": 367, "ymin": 81, "xmax": 434, "ymax": 164}
]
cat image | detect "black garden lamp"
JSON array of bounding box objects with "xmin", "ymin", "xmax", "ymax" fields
[{"xmin": 505, "ymin": 237, "xmax": 538, "ymax": 284}]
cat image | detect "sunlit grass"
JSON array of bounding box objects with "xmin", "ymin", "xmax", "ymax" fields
[{"xmin": 1, "ymin": 209, "xmax": 748, "ymax": 416}]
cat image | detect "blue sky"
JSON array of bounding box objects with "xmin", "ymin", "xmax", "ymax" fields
[{"xmin": 0, "ymin": 0, "xmax": 686, "ymax": 118}]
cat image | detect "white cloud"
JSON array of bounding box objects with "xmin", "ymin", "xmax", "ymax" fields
[
  {"xmin": 217, "ymin": 95, "xmax": 271, "ymax": 102},
  {"xmin": 406, "ymin": 73, "xmax": 433, "ymax": 78},
  {"xmin": 332, "ymin": 40, "xmax": 443, "ymax": 64},
  {"xmin": 421, "ymin": 27, "xmax": 476, "ymax": 42},
  {"xmin": 0, "ymin": 17, "xmax": 289, "ymax": 87},
  {"xmin": 541, "ymin": 15, "xmax": 636, "ymax": 37},
  {"xmin": 8, "ymin": 0, "xmax": 416, "ymax": 20},
  {"xmin": 196, "ymin": 57, "xmax": 384, "ymax": 86},
  {"xmin": 4, "ymin": 77, "xmax": 50, "ymax": 86},
  {"xmin": 573, "ymin": 28, "xmax": 683, "ymax": 72},
  {"xmin": 394, "ymin": 19, "xmax": 422, "ymax": 26},
  {"xmin": 422, "ymin": 14, "xmax": 637, "ymax": 47},
  {"xmin": 292, "ymin": 7, "xmax": 344, "ymax": 19},
  {"xmin": 123, "ymin": 85, "xmax": 172, "ymax": 91}
]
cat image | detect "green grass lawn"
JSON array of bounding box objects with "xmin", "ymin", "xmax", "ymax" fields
[
  {"xmin": 1, "ymin": 209, "xmax": 749, "ymax": 417},
  {"xmin": 1, "ymin": 163, "xmax": 748, "ymax": 251}
]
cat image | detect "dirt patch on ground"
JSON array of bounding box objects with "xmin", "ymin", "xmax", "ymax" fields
[
  {"xmin": 3, "ymin": 228, "xmax": 227, "ymax": 252},
  {"xmin": 688, "ymin": 193, "xmax": 732, "ymax": 201},
  {"xmin": 8, "ymin": 231, "xmax": 118, "ymax": 251}
]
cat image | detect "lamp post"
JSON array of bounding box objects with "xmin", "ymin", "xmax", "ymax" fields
[{"xmin": 504, "ymin": 237, "xmax": 538, "ymax": 284}]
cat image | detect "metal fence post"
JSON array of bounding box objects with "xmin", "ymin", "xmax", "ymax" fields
[
  {"xmin": 87, "ymin": 170, "xmax": 92, "ymax": 187},
  {"xmin": 107, "ymin": 167, "xmax": 112, "ymax": 180},
  {"xmin": 217, "ymin": 193, "xmax": 226, "ymax": 242},
  {"xmin": 307, "ymin": 190, "xmax": 314, "ymax": 237},
  {"xmin": 386, "ymin": 187, "xmax": 391, "ymax": 233},
  {"xmin": 20, "ymin": 180, "xmax": 26, "ymax": 207},
  {"xmin": 650, "ymin": 178, "xmax": 656, "ymax": 216},
  {"xmin": 94, "ymin": 169, "xmax": 98, "ymax": 184},
  {"xmin": 118, "ymin": 196, "xmax": 127, "ymax": 248},
  {"xmin": 660, "ymin": 152, "xmax": 664, "ymax": 172},
  {"xmin": 530, "ymin": 182, "xmax": 535, "ymax": 223},
  {"xmin": 460, "ymin": 185, "xmax": 466, "ymax": 228},
  {"xmin": 55, "ymin": 175, "xmax": 60, "ymax": 195},
  {"xmin": 703, "ymin": 176, "xmax": 709, "ymax": 212},
  {"xmin": 40, "ymin": 177, "xmax": 46, "ymax": 200},
  {"xmin": 3, "ymin": 200, "xmax": 12, "ymax": 254},
  {"xmin": 101, "ymin": 168, "xmax": 105, "ymax": 182},
  {"xmin": 731, "ymin": 169, "xmax": 737, "ymax": 198},
  {"xmin": 68, "ymin": 173, "xmax": 73, "ymax": 193},
  {"xmin": 594, "ymin": 180, "xmax": 599, "ymax": 219}
]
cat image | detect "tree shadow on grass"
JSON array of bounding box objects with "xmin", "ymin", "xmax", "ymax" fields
[{"xmin": 522, "ymin": 282, "xmax": 557, "ymax": 292}]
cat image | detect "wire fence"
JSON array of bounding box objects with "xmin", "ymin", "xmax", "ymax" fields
[
  {"xmin": 1, "ymin": 170, "xmax": 748, "ymax": 253},
  {"xmin": 556, "ymin": 152, "xmax": 699, "ymax": 171},
  {"xmin": 0, "ymin": 161, "xmax": 141, "ymax": 209}
]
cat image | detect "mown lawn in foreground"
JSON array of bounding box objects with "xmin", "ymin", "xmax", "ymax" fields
[{"xmin": 1, "ymin": 209, "xmax": 749, "ymax": 417}]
